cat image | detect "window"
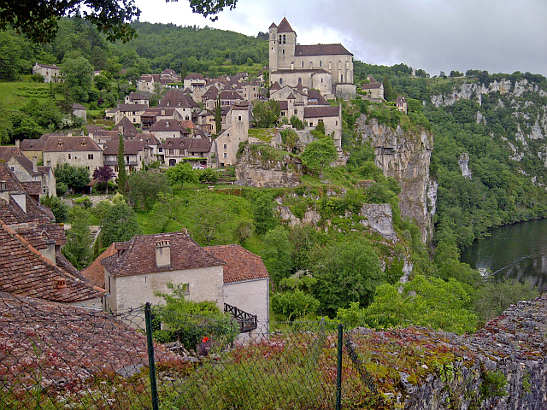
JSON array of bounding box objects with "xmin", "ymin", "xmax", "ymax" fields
[
  {"xmin": 68, "ymin": 154, "xmax": 71, "ymax": 159},
  {"xmin": 238, "ymin": 115, "xmax": 242, "ymax": 121},
  {"xmin": 223, "ymin": 153, "xmax": 227, "ymax": 158},
  {"xmin": 309, "ymin": 122, "xmax": 313, "ymax": 127},
  {"xmin": 88, "ymin": 154, "xmax": 93, "ymax": 160},
  {"xmin": 282, "ymin": 34, "xmax": 286, "ymax": 44},
  {"xmin": 320, "ymin": 60, "xmax": 322, "ymax": 67},
  {"xmin": 294, "ymin": 110, "xmax": 298, "ymax": 114},
  {"xmin": 321, "ymin": 78, "xmax": 323, "ymax": 83},
  {"xmin": 9, "ymin": 166, "xmax": 14, "ymax": 171},
  {"xmin": 341, "ymin": 74, "xmax": 344, "ymax": 82},
  {"xmin": 279, "ymin": 78, "xmax": 283, "ymax": 85},
  {"xmin": 223, "ymin": 144, "xmax": 227, "ymax": 149},
  {"xmin": 282, "ymin": 49, "xmax": 285, "ymax": 55},
  {"xmin": 278, "ymin": 35, "xmax": 282, "ymax": 43},
  {"xmin": 301, "ymin": 61, "xmax": 304, "ymax": 68}
]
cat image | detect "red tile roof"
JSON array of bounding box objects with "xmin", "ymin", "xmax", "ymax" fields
[
  {"xmin": 202, "ymin": 85, "xmax": 219, "ymax": 100},
  {"xmin": 43, "ymin": 136, "xmax": 101, "ymax": 152},
  {"xmin": 81, "ymin": 243, "xmax": 116, "ymax": 288},
  {"xmin": 149, "ymin": 119, "xmax": 186, "ymax": 132},
  {"xmin": 159, "ymin": 89, "xmax": 198, "ymax": 108},
  {"xmin": 304, "ymin": 105, "xmax": 340, "ymax": 119},
  {"xmin": 0, "ymin": 292, "xmax": 179, "ymax": 392},
  {"xmin": 116, "ymin": 117, "xmax": 138, "ymax": 137},
  {"xmin": 160, "ymin": 138, "xmax": 212, "ymax": 153},
  {"xmin": 185, "ymin": 73, "xmax": 205, "ymax": 80},
  {"xmin": 0, "ymin": 220, "xmax": 104, "ymax": 303},
  {"xmin": 101, "ymin": 230, "xmax": 224, "ymax": 277},
  {"xmin": 117, "ymin": 103, "xmax": 148, "ymax": 112},
  {"xmin": 277, "ymin": 17, "xmax": 295, "ymax": 33},
  {"xmin": 102, "ymin": 138, "xmax": 147, "ymax": 156},
  {"xmin": 295, "ymin": 44, "xmax": 352, "ymax": 56},
  {"xmin": 219, "ymin": 90, "xmax": 243, "ymax": 100},
  {"xmin": 204, "ymin": 245, "xmax": 269, "ymax": 284}
]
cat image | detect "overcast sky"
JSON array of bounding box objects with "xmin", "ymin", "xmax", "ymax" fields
[{"xmin": 136, "ymin": 0, "xmax": 547, "ymax": 75}]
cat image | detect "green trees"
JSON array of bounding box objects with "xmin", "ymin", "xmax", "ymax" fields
[
  {"xmin": 354, "ymin": 275, "xmax": 478, "ymax": 335},
  {"xmin": 99, "ymin": 202, "xmax": 141, "ymax": 249},
  {"xmin": 252, "ymin": 100, "xmax": 280, "ymax": 128},
  {"xmin": 290, "ymin": 115, "xmax": 304, "ymax": 130},
  {"xmin": 92, "ymin": 166, "xmax": 115, "ymax": 194},
  {"xmin": 54, "ymin": 164, "xmax": 90, "ymax": 192},
  {"xmin": 61, "ymin": 56, "xmax": 93, "ymax": 102},
  {"xmin": 62, "ymin": 207, "xmax": 93, "ymax": 269},
  {"xmin": 382, "ymin": 75, "xmax": 395, "ymax": 101},
  {"xmin": 312, "ymin": 238, "xmax": 383, "ymax": 316},
  {"xmin": 127, "ymin": 170, "xmax": 170, "ymax": 211},
  {"xmin": 253, "ymin": 193, "xmax": 276, "ymax": 235},
  {"xmin": 40, "ymin": 195, "xmax": 68, "ymax": 222},
  {"xmin": 300, "ymin": 137, "xmax": 337, "ymax": 174},
  {"xmin": 152, "ymin": 283, "xmax": 237, "ymax": 349},
  {"xmin": 214, "ymin": 95, "xmax": 222, "ymax": 135},
  {"xmin": 271, "ymin": 274, "xmax": 320, "ymax": 321},
  {"xmin": 262, "ymin": 226, "xmax": 293, "ymax": 286},
  {"xmin": 165, "ymin": 162, "xmax": 199, "ymax": 185},
  {"xmin": 116, "ymin": 134, "xmax": 128, "ymax": 194}
]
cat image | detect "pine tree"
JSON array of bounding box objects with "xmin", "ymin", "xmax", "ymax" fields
[
  {"xmin": 117, "ymin": 133, "xmax": 127, "ymax": 195},
  {"xmin": 214, "ymin": 95, "xmax": 222, "ymax": 136},
  {"xmin": 383, "ymin": 75, "xmax": 395, "ymax": 101}
]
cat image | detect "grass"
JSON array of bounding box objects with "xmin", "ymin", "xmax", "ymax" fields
[{"xmin": 248, "ymin": 128, "xmax": 277, "ymax": 142}]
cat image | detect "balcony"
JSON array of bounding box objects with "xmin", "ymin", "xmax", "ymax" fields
[{"xmin": 224, "ymin": 303, "xmax": 257, "ymax": 333}]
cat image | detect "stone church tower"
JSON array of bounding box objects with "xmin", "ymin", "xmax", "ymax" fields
[{"xmin": 268, "ymin": 17, "xmax": 356, "ymax": 99}]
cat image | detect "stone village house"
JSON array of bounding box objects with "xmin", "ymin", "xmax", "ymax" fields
[{"xmin": 93, "ymin": 231, "xmax": 269, "ymax": 335}]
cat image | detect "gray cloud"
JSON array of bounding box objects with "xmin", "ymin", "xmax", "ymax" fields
[{"xmin": 137, "ymin": 0, "xmax": 547, "ymax": 75}]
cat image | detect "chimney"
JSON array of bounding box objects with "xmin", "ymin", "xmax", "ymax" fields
[
  {"xmin": 32, "ymin": 157, "xmax": 38, "ymax": 173},
  {"xmin": 55, "ymin": 277, "xmax": 67, "ymax": 289},
  {"xmin": 155, "ymin": 240, "xmax": 171, "ymax": 268}
]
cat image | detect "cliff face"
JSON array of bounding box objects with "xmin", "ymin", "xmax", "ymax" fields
[
  {"xmin": 355, "ymin": 115, "xmax": 436, "ymax": 242},
  {"xmin": 431, "ymin": 78, "xmax": 547, "ymax": 186}
]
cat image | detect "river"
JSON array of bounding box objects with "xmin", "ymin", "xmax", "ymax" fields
[{"xmin": 461, "ymin": 219, "xmax": 546, "ymax": 292}]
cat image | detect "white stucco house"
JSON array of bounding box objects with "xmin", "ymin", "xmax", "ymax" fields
[{"xmin": 97, "ymin": 230, "xmax": 269, "ymax": 335}]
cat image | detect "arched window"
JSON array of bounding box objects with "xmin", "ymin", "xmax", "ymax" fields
[
  {"xmin": 282, "ymin": 34, "xmax": 286, "ymax": 44},
  {"xmin": 278, "ymin": 35, "xmax": 282, "ymax": 43}
]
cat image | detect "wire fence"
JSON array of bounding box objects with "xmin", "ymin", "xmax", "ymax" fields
[{"xmin": 0, "ymin": 293, "xmax": 387, "ymax": 409}]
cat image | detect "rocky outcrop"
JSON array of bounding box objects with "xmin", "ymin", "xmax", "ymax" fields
[
  {"xmin": 235, "ymin": 145, "xmax": 302, "ymax": 188},
  {"xmin": 458, "ymin": 152, "xmax": 472, "ymax": 179},
  {"xmin": 359, "ymin": 203, "xmax": 396, "ymax": 241},
  {"xmin": 346, "ymin": 294, "xmax": 546, "ymax": 409},
  {"xmin": 356, "ymin": 115, "xmax": 436, "ymax": 242},
  {"xmin": 405, "ymin": 295, "xmax": 546, "ymax": 409},
  {"xmin": 430, "ymin": 79, "xmax": 546, "ymax": 108}
]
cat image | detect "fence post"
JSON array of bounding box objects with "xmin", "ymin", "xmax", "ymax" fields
[
  {"xmin": 145, "ymin": 302, "xmax": 159, "ymax": 410},
  {"xmin": 336, "ymin": 323, "xmax": 343, "ymax": 410}
]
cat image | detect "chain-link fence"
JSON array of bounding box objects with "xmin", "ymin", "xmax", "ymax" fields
[{"xmin": 0, "ymin": 293, "xmax": 391, "ymax": 409}]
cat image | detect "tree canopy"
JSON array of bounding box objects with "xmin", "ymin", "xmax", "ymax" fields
[{"xmin": 0, "ymin": 0, "xmax": 239, "ymax": 43}]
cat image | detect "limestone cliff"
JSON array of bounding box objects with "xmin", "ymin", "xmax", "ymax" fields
[
  {"xmin": 355, "ymin": 115, "xmax": 436, "ymax": 242},
  {"xmin": 431, "ymin": 78, "xmax": 547, "ymax": 187}
]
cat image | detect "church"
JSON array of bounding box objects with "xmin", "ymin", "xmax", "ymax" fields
[{"xmin": 268, "ymin": 18, "xmax": 356, "ymax": 100}]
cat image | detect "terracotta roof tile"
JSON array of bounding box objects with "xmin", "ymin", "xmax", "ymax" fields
[
  {"xmin": 0, "ymin": 292, "xmax": 179, "ymax": 392},
  {"xmin": 304, "ymin": 105, "xmax": 340, "ymax": 119},
  {"xmin": 294, "ymin": 44, "xmax": 352, "ymax": 56},
  {"xmin": 277, "ymin": 17, "xmax": 295, "ymax": 33},
  {"xmin": 101, "ymin": 231, "xmax": 224, "ymax": 277},
  {"xmin": 116, "ymin": 117, "xmax": 138, "ymax": 137},
  {"xmin": 149, "ymin": 119, "xmax": 186, "ymax": 132},
  {"xmin": 117, "ymin": 104, "xmax": 148, "ymax": 112},
  {"xmin": 204, "ymin": 245, "xmax": 269, "ymax": 284},
  {"xmin": 81, "ymin": 243, "xmax": 116, "ymax": 288},
  {"xmin": 43, "ymin": 136, "xmax": 101, "ymax": 152},
  {"xmin": 0, "ymin": 220, "xmax": 104, "ymax": 303}
]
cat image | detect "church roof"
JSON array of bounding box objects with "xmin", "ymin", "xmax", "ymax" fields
[
  {"xmin": 295, "ymin": 44, "xmax": 352, "ymax": 57},
  {"xmin": 269, "ymin": 22, "xmax": 277, "ymax": 29},
  {"xmin": 277, "ymin": 18, "xmax": 295, "ymax": 33}
]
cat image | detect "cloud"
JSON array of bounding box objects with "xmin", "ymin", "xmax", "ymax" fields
[{"xmin": 135, "ymin": 0, "xmax": 547, "ymax": 75}]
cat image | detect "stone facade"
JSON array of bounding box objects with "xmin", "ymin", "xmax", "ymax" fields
[
  {"xmin": 32, "ymin": 63, "xmax": 61, "ymax": 83},
  {"xmin": 268, "ymin": 18, "xmax": 355, "ymax": 99},
  {"xmin": 104, "ymin": 265, "xmax": 224, "ymax": 315},
  {"xmin": 212, "ymin": 103, "xmax": 250, "ymax": 167}
]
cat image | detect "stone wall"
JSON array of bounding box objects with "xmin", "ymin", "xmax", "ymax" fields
[
  {"xmin": 355, "ymin": 115, "xmax": 436, "ymax": 242},
  {"xmin": 235, "ymin": 145, "xmax": 302, "ymax": 188}
]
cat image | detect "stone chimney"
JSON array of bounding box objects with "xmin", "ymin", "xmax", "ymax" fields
[{"xmin": 155, "ymin": 240, "xmax": 171, "ymax": 268}]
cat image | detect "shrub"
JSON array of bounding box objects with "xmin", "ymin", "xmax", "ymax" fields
[{"xmin": 40, "ymin": 195, "xmax": 68, "ymax": 222}]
